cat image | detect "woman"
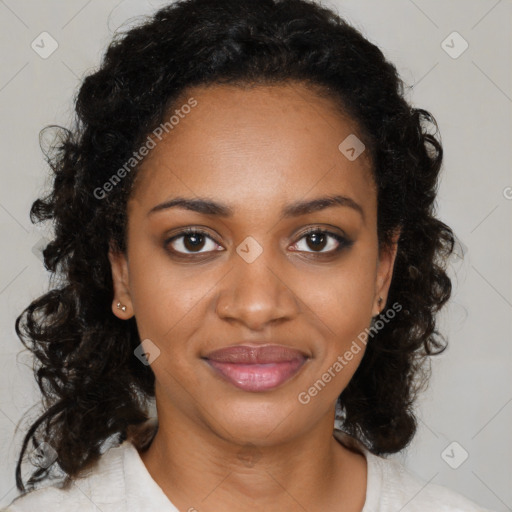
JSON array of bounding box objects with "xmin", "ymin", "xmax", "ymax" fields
[{"xmin": 3, "ymin": 0, "xmax": 492, "ymax": 510}]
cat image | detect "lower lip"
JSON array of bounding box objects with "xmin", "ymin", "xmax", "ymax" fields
[{"xmin": 206, "ymin": 358, "xmax": 307, "ymax": 392}]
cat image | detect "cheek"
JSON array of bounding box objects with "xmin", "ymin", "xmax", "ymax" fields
[
  {"xmin": 301, "ymin": 259, "xmax": 376, "ymax": 330},
  {"xmin": 129, "ymin": 260, "xmax": 210, "ymax": 394},
  {"xmin": 298, "ymin": 271, "xmax": 373, "ymax": 404},
  {"xmin": 296, "ymin": 257, "xmax": 376, "ymax": 394},
  {"xmin": 127, "ymin": 247, "xmax": 214, "ymax": 345}
]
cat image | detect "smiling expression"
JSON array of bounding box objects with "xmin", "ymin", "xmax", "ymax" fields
[{"xmin": 109, "ymin": 81, "xmax": 399, "ymax": 445}]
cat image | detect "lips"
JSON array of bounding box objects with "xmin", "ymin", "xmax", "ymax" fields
[{"xmin": 204, "ymin": 344, "xmax": 308, "ymax": 392}]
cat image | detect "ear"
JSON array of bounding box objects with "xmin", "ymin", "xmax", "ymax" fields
[
  {"xmin": 108, "ymin": 243, "xmax": 134, "ymax": 319},
  {"xmin": 373, "ymin": 227, "xmax": 401, "ymax": 316}
]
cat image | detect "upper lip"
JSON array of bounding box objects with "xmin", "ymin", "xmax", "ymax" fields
[{"xmin": 204, "ymin": 344, "xmax": 308, "ymax": 364}]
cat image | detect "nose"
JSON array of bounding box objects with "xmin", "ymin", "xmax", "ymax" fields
[{"xmin": 214, "ymin": 249, "xmax": 300, "ymax": 331}]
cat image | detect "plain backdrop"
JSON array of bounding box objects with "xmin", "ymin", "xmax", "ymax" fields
[{"xmin": 0, "ymin": 0, "xmax": 510, "ymax": 510}]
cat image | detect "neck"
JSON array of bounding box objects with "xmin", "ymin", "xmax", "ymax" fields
[{"xmin": 137, "ymin": 409, "xmax": 367, "ymax": 512}]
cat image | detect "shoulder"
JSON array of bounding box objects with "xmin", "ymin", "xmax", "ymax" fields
[
  {"xmin": 368, "ymin": 452, "xmax": 492, "ymax": 511},
  {"xmin": 333, "ymin": 429, "xmax": 492, "ymax": 512},
  {"xmin": 2, "ymin": 442, "xmax": 127, "ymax": 512}
]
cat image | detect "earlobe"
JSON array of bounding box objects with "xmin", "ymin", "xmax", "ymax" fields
[
  {"xmin": 116, "ymin": 301, "xmax": 127, "ymax": 312},
  {"xmin": 108, "ymin": 245, "xmax": 134, "ymax": 319}
]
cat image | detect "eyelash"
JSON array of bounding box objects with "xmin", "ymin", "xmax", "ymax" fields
[{"xmin": 165, "ymin": 227, "xmax": 353, "ymax": 259}]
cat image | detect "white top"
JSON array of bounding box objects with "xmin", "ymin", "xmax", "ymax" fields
[{"xmin": 3, "ymin": 430, "xmax": 491, "ymax": 511}]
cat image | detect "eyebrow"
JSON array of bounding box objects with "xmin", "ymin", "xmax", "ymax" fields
[{"xmin": 147, "ymin": 194, "xmax": 364, "ymax": 221}]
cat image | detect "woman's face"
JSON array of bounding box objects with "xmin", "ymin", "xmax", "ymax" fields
[{"xmin": 110, "ymin": 82, "xmax": 399, "ymax": 446}]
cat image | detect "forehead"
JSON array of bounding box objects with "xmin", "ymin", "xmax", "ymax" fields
[{"xmin": 129, "ymin": 82, "xmax": 375, "ymax": 218}]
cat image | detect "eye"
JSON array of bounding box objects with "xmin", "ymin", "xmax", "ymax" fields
[
  {"xmin": 290, "ymin": 228, "xmax": 352, "ymax": 254},
  {"xmin": 165, "ymin": 227, "xmax": 352, "ymax": 258},
  {"xmin": 166, "ymin": 228, "xmax": 223, "ymax": 255}
]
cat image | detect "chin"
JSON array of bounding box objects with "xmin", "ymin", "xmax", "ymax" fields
[{"xmin": 203, "ymin": 394, "xmax": 315, "ymax": 446}]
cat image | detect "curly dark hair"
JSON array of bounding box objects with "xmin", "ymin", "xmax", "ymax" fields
[{"xmin": 13, "ymin": 0, "xmax": 456, "ymax": 493}]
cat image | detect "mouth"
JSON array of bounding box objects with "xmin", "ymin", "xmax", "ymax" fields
[{"xmin": 203, "ymin": 344, "xmax": 309, "ymax": 392}]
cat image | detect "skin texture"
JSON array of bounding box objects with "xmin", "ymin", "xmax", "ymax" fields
[{"xmin": 109, "ymin": 82, "xmax": 400, "ymax": 512}]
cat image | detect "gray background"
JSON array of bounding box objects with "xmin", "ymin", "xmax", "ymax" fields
[{"xmin": 0, "ymin": 0, "xmax": 511, "ymax": 510}]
